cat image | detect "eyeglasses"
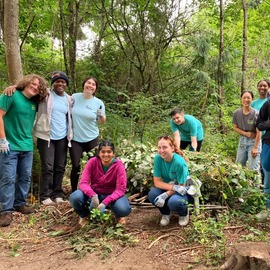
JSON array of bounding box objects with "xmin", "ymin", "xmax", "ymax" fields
[{"xmin": 158, "ymin": 135, "xmax": 173, "ymax": 140}]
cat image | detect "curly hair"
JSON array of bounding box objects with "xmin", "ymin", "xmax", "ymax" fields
[{"xmin": 16, "ymin": 74, "xmax": 48, "ymax": 102}]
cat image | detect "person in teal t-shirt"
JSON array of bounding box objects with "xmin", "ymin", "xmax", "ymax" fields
[
  {"xmin": 169, "ymin": 108, "xmax": 204, "ymax": 152},
  {"xmin": 0, "ymin": 74, "xmax": 48, "ymax": 227},
  {"xmin": 148, "ymin": 135, "xmax": 192, "ymax": 227},
  {"xmin": 251, "ymin": 80, "xmax": 269, "ymax": 112}
]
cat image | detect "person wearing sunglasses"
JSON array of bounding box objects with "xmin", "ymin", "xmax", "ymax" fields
[
  {"xmin": 147, "ymin": 135, "xmax": 194, "ymax": 227},
  {"xmin": 169, "ymin": 108, "xmax": 204, "ymax": 152}
]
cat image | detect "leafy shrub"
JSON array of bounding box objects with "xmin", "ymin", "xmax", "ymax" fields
[{"xmin": 118, "ymin": 140, "xmax": 156, "ymax": 195}]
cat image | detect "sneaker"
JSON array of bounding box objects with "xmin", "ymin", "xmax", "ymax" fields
[
  {"xmin": 55, "ymin": 197, "xmax": 66, "ymax": 204},
  {"xmin": 160, "ymin": 215, "xmax": 171, "ymax": 226},
  {"xmin": 78, "ymin": 216, "xmax": 89, "ymax": 228},
  {"xmin": 178, "ymin": 210, "xmax": 189, "ymax": 227},
  {"xmin": 256, "ymin": 209, "xmax": 270, "ymax": 221},
  {"xmin": 14, "ymin": 205, "xmax": 35, "ymax": 215},
  {"xmin": 116, "ymin": 217, "xmax": 126, "ymax": 225},
  {"xmin": 41, "ymin": 198, "xmax": 56, "ymax": 206},
  {"xmin": 0, "ymin": 212, "xmax": 13, "ymax": 227}
]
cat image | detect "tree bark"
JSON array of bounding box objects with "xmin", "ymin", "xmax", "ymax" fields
[
  {"xmin": 221, "ymin": 242, "xmax": 270, "ymax": 270},
  {"xmin": 241, "ymin": 0, "xmax": 247, "ymax": 92},
  {"xmin": 3, "ymin": 0, "xmax": 23, "ymax": 84}
]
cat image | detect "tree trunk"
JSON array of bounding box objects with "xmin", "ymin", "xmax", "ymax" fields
[
  {"xmin": 241, "ymin": 0, "xmax": 247, "ymax": 92},
  {"xmin": 217, "ymin": 0, "xmax": 226, "ymax": 134},
  {"xmin": 221, "ymin": 242, "xmax": 270, "ymax": 270},
  {"xmin": 3, "ymin": 0, "xmax": 23, "ymax": 84}
]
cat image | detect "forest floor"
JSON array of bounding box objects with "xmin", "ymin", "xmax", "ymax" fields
[{"xmin": 0, "ymin": 191, "xmax": 269, "ymax": 270}]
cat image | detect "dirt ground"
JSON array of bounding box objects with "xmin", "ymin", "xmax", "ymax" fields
[{"xmin": 0, "ymin": 200, "xmax": 260, "ymax": 270}]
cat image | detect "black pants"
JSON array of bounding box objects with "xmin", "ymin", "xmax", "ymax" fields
[
  {"xmin": 69, "ymin": 138, "xmax": 99, "ymax": 192},
  {"xmin": 37, "ymin": 137, "xmax": 68, "ymax": 201},
  {"xmin": 180, "ymin": 140, "xmax": 203, "ymax": 152}
]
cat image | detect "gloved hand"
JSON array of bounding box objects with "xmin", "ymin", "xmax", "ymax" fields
[
  {"xmin": 172, "ymin": 185, "xmax": 187, "ymax": 196},
  {"xmin": 90, "ymin": 195, "xmax": 99, "ymax": 209},
  {"xmin": 97, "ymin": 202, "xmax": 106, "ymax": 214},
  {"xmin": 97, "ymin": 109, "xmax": 103, "ymax": 117},
  {"xmin": 153, "ymin": 192, "xmax": 169, "ymax": 207},
  {"xmin": 0, "ymin": 138, "xmax": 10, "ymax": 154}
]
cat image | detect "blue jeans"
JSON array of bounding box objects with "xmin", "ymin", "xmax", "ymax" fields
[
  {"xmin": 261, "ymin": 143, "xmax": 270, "ymax": 207},
  {"xmin": 236, "ymin": 136, "xmax": 260, "ymax": 171},
  {"xmin": 69, "ymin": 190, "xmax": 131, "ymax": 218},
  {"xmin": 0, "ymin": 151, "xmax": 33, "ymax": 213},
  {"xmin": 148, "ymin": 187, "xmax": 192, "ymax": 216}
]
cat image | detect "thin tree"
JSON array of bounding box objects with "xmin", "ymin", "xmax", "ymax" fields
[
  {"xmin": 3, "ymin": 0, "xmax": 23, "ymax": 83},
  {"xmin": 217, "ymin": 0, "xmax": 226, "ymax": 133},
  {"xmin": 241, "ymin": 0, "xmax": 247, "ymax": 92}
]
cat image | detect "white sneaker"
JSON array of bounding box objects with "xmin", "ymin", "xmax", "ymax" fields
[
  {"xmin": 178, "ymin": 210, "xmax": 189, "ymax": 226},
  {"xmin": 55, "ymin": 197, "xmax": 65, "ymax": 204},
  {"xmin": 41, "ymin": 198, "xmax": 55, "ymax": 206},
  {"xmin": 160, "ymin": 215, "xmax": 171, "ymax": 226}
]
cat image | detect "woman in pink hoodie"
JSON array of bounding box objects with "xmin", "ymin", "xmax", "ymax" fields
[{"xmin": 69, "ymin": 140, "xmax": 131, "ymax": 226}]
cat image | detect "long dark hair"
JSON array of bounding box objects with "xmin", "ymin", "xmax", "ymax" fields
[{"xmin": 97, "ymin": 140, "xmax": 115, "ymax": 154}]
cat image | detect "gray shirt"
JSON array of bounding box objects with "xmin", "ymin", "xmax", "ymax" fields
[{"xmin": 232, "ymin": 108, "xmax": 258, "ymax": 132}]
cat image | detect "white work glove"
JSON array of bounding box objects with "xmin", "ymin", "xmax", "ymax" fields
[
  {"xmin": 172, "ymin": 185, "xmax": 187, "ymax": 196},
  {"xmin": 0, "ymin": 138, "xmax": 10, "ymax": 154},
  {"xmin": 90, "ymin": 195, "xmax": 99, "ymax": 209},
  {"xmin": 153, "ymin": 192, "xmax": 169, "ymax": 207},
  {"xmin": 97, "ymin": 203, "xmax": 106, "ymax": 214}
]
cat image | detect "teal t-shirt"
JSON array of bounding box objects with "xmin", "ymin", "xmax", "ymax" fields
[
  {"xmin": 153, "ymin": 153, "xmax": 189, "ymax": 184},
  {"xmin": 170, "ymin": 115, "xmax": 204, "ymax": 141},
  {"xmin": 0, "ymin": 91, "xmax": 37, "ymax": 151},
  {"xmin": 251, "ymin": 98, "xmax": 267, "ymax": 112}
]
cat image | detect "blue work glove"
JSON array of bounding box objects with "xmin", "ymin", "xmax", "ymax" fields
[
  {"xmin": 97, "ymin": 203, "xmax": 106, "ymax": 214},
  {"xmin": 172, "ymin": 185, "xmax": 187, "ymax": 196},
  {"xmin": 153, "ymin": 192, "xmax": 169, "ymax": 207},
  {"xmin": 89, "ymin": 195, "xmax": 99, "ymax": 210},
  {"xmin": 0, "ymin": 138, "xmax": 10, "ymax": 154}
]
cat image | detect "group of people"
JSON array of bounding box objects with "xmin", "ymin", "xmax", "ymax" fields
[
  {"xmin": 5, "ymin": 73, "xmax": 270, "ymax": 229},
  {"xmin": 0, "ymin": 72, "xmax": 108, "ymax": 227},
  {"xmin": 0, "ymin": 70, "xmax": 204, "ymax": 228}
]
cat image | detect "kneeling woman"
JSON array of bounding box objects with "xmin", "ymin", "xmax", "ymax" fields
[
  {"xmin": 148, "ymin": 135, "xmax": 191, "ymax": 227},
  {"xmin": 69, "ymin": 140, "xmax": 131, "ymax": 226}
]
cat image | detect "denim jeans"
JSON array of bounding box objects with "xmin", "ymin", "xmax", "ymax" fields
[
  {"xmin": 0, "ymin": 151, "xmax": 33, "ymax": 213},
  {"xmin": 37, "ymin": 137, "xmax": 68, "ymax": 201},
  {"xmin": 69, "ymin": 190, "xmax": 131, "ymax": 218},
  {"xmin": 236, "ymin": 136, "xmax": 261, "ymax": 171},
  {"xmin": 148, "ymin": 187, "xmax": 192, "ymax": 216}
]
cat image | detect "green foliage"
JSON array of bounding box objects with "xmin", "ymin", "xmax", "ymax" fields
[
  {"xmin": 68, "ymin": 209, "xmax": 137, "ymax": 258},
  {"xmin": 188, "ymin": 151, "xmax": 265, "ymax": 212},
  {"xmin": 118, "ymin": 140, "xmax": 156, "ymax": 195}
]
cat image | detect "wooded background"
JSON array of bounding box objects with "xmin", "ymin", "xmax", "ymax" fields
[{"xmin": 0, "ymin": 0, "xmax": 269, "ymax": 154}]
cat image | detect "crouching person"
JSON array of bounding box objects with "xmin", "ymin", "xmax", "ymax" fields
[
  {"xmin": 69, "ymin": 140, "xmax": 131, "ymax": 227},
  {"xmin": 148, "ymin": 135, "xmax": 193, "ymax": 227}
]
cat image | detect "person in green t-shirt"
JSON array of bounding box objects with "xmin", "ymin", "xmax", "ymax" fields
[
  {"xmin": 148, "ymin": 135, "xmax": 192, "ymax": 227},
  {"xmin": 0, "ymin": 74, "xmax": 48, "ymax": 227},
  {"xmin": 169, "ymin": 108, "xmax": 204, "ymax": 152}
]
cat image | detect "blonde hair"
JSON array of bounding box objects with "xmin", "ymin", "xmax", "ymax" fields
[{"xmin": 16, "ymin": 74, "xmax": 48, "ymax": 102}]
